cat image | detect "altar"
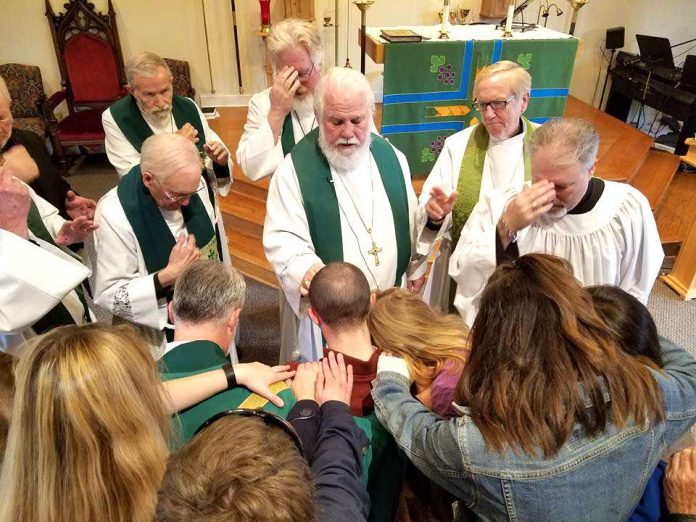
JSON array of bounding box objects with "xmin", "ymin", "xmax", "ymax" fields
[{"xmin": 366, "ymin": 25, "xmax": 578, "ymax": 177}]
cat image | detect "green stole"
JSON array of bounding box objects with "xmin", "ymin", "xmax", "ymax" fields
[
  {"xmin": 160, "ymin": 340, "xmax": 296, "ymax": 447},
  {"xmin": 291, "ymin": 129, "xmax": 411, "ymax": 285},
  {"xmin": 451, "ymin": 116, "xmax": 535, "ymax": 247},
  {"xmin": 109, "ymin": 94, "xmax": 205, "ymax": 155},
  {"xmin": 116, "ymin": 166, "xmax": 219, "ymax": 278},
  {"xmin": 281, "ymin": 112, "xmax": 295, "ymax": 155},
  {"xmin": 26, "ymin": 202, "xmax": 90, "ymax": 333}
]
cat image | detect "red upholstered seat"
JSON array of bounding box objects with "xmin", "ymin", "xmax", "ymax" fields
[
  {"xmin": 56, "ymin": 110, "xmax": 105, "ymax": 142},
  {"xmin": 64, "ymin": 34, "xmax": 123, "ymax": 103}
]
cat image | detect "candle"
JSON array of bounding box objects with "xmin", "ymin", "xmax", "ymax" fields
[
  {"xmin": 259, "ymin": 0, "xmax": 271, "ymax": 26},
  {"xmin": 504, "ymin": 0, "xmax": 514, "ymax": 35}
]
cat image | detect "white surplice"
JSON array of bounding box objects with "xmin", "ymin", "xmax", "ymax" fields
[
  {"xmin": 414, "ymin": 121, "xmax": 537, "ymax": 308},
  {"xmin": 235, "ymin": 88, "xmax": 318, "ymax": 182},
  {"xmin": 264, "ymin": 145, "xmax": 418, "ymax": 362},
  {"xmin": 102, "ymin": 97, "xmax": 232, "ymax": 196},
  {"xmin": 449, "ymin": 180, "xmax": 664, "ymax": 326},
  {"xmin": 92, "ymin": 176, "xmax": 234, "ymax": 359},
  {"xmin": 0, "ymin": 187, "xmax": 90, "ymax": 353}
]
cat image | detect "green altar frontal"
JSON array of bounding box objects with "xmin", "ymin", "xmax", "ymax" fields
[{"xmin": 381, "ymin": 37, "xmax": 578, "ymax": 177}]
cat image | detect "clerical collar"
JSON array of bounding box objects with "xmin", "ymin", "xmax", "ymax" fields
[{"xmin": 568, "ymin": 177, "xmax": 605, "ymax": 215}]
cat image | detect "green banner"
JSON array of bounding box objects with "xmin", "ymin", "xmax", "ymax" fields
[{"xmin": 381, "ymin": 37, "xmax": 578, "ymax": 177}]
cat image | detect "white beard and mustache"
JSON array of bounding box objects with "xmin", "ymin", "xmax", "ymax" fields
[{"xmin": 318, "ymin": 131, "xmax": 371, "ymax": 173}]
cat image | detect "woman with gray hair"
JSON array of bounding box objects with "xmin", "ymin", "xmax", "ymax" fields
[{"xmin": 449, "ymin": 117, "xmax": 663, "ymax": 326}]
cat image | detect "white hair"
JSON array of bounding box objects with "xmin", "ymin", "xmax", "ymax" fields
[
  {"xmin": 473, "ymin": 60, "xmax": 531, "ymax": 99},
  {"xmin": 140, "ymin": 134, "xmax": 199, "ymax": 180},
  {"xmin": 313, "ymin": 67, "xmax": 375, "ymax": 120},
  {"xmin": 0, "ymin": 76, "xmax": 11, "ymax": 104},
  {"xmin": 125, "ymin": 51, "xmax": 171, "ymax": 87},
  {"xmin": 267, "ymin": 18, "xmax": 323, "ymax": 68}
]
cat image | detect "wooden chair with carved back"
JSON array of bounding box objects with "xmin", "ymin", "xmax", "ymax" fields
[{"xmin": 44, "ymin": 0, "xmax": 127, "ymax": 168}]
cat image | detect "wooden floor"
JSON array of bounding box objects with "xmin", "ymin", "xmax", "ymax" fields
[{"xmin": 209, "ymin": 98, "xmax": 696, "ymax": 287}]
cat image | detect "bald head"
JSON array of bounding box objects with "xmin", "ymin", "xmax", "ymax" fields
[
  {"xmin": 141, "ymin": 134, "xmax": 200, "ymax": 181},
  {"xmin": 140, "ymin": 134, "xmax": 202, "ymax": 211}
]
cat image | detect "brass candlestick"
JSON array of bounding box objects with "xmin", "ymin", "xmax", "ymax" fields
[
  {"xmin": 353, "ymin": 0, "xmax": 374, "ymax": 74},
  {"xmin": 567, "ymin": 0, "xmax": 589, "ymax": 35}
]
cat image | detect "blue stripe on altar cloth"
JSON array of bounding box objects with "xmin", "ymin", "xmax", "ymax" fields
[
  {"xmin": 381, "ymin": 121, "xmax": 466, "ymax": 135},
  {"xmin": 460, "ymin": 41, "xmax": 474, "ymax": 96},
  {"xmin": 383, "ymin": 42, "xmax": 474, "ymax": 105},
  {"xmin": 531, "ymin": 88, "xmax": 569, "ymax": 98},
  {"xmin": 492, "ymin": 40, "xmax": 503, "ymax": 63},
  {"xmin": 529, "ymin": 116, "xmax": 557, "ymax": 124}
]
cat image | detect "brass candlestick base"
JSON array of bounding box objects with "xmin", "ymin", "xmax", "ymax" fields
[{"xmin": 259, "ymin": 24, "xmax": 271, "ymax": 35}]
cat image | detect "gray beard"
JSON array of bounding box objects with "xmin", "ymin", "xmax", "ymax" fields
[
  {"xmin": 292, "ymin": 93, "xmax": 314, "ymax": 115},
  {"xmin": 318, "ymin": 131, "xmax": 371, "ymax": 173},
  {"xmin": 532, "ymin": 206, "xmax": 568, "ymax": 228}
]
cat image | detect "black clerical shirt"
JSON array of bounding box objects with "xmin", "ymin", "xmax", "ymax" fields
[{"xmin": 496, "ymin": 178, "xmax": 606, "ymax": 265}]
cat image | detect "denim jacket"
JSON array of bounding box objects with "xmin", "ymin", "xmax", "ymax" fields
[{"xmin": 372, "ymin": 338, "xmax": 696, "ymax": 522}]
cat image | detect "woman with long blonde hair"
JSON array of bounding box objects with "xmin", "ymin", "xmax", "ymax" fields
[
  {"xmin": 368, "ymin": 288, "xmax": 468, "ymax": 417},
  {"xmin": 0, "ymin": 323, "xmax": 171, "ymax": 522}
]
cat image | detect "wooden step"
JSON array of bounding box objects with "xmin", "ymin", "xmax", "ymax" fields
[
  {"xmin": 224, "ymin": 225, "xmax": 278, "ymax": 289},
  {"xmin": 219, "ymin": 190, "xmax": 266, "ymax": 237},
  {"xmin": 629, "ymin": 150, "xmax": 681, "ymax": 212},
  {"xmin": 232, "ymin": 169, "xmax": 271, "ymax": 202},
  {"xmin": 564, "ymin": 96, "xmax": 653, "ymax": 183},
  {"xmin": 657, "ymin": 170, "xmax": 696, "ymax": 244}
]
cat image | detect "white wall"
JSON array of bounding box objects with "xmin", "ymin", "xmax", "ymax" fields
[{"xmin": 0, "ymin": 0, "xmax": 694, "ymax": 107}]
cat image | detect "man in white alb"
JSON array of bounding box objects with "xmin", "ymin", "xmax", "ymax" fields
[
  {"xmin": 236, "ymin": 18, "xmax": 323, "ymax": 181},
  {"xmin": 102, "ymin": 51, "xmax": 232, "ymax": 195},
  {"xmin": 0, "ymin": 168, "xmax": 96, "ymax": 353},
  {"xmin": 449, "ymin": 118, "xmax": 664, "ymax": 326},
  {"xmin": 413, "ymin": 61, "xmax": 537, "ymax": 310},
  {"xmin": 92, "ymin": 134, "xmax": 235, "ymax": 359},
  {"xmin": 264, "ymin": 67, "xmax": 419, "ymax": 362}
]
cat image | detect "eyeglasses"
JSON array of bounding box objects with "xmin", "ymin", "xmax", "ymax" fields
[
  {"xmin": 159, "ymin": 179, "xmax": 205, "ymax": 203},
  {"xmin": 473, "ymin": 94, "xmax": 516, "ymax": 112},
  {"xmin": 194, "ymin": 408, "xmax": 305, "ymax": 457},
  {"xmin": 297, "ymin": 62, "xmax": 316, "ymax": 81}
]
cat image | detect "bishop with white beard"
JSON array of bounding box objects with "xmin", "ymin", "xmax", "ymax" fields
[
  {"xmin": 449, "ymin": 118, "xmax": 664, "ymax": 327},
  {"xmin": 264, "ymin": 67, "xmax": 419, "ymax": 362}
]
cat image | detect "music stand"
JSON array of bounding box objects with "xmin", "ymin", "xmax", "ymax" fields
[
  {"xmin": 497, "ymin": 0, "xmax": 537, "ymax": 33},
  {"xmin": 636, "ymin": 34, "xmax": 675, "ymax": 68}
]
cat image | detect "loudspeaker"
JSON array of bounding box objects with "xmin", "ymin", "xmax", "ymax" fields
[
  {"xmin": 606, "ymin": 27, "xmax": 625, "ymax": 50},
  {"xmin": 682, "ymin": 55, "xmax": 696, "ymax": 88}
]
